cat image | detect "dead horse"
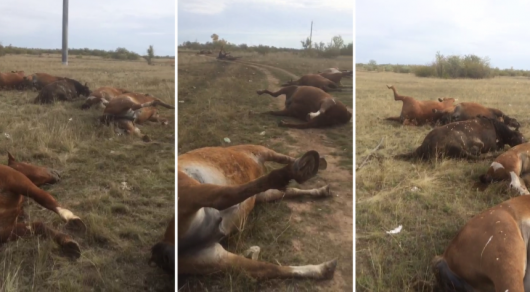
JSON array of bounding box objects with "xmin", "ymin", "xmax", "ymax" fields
[
  {"xmin": 178, "ymin": 145, "xmax": 336, "ymax": 280},
  {"xmin": 0, "ymin": 163, "xmax": 85, "ymax": 258},
  {"xmin": 149, "ymin": 216, "xmax": 175, "ymax": 275},
  {"xmin": 395, "ymin": 116, "xmax": 525, "ymax": 161},
  {"xmin": 256, "ymin": 85, "xmax": 352, "ymax": 129},
  {"xmin": 432, "ymin": 194, "xmax": 530, "ymax": 291},
  {"xmin": 479, "ymin": 142, "xmax": 530, "ymax": 195}
]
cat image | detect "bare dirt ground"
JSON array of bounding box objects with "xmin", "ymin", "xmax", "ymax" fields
[{"xmin": 178, "ymin": 52, "xmax": 353, "ymax": 291}]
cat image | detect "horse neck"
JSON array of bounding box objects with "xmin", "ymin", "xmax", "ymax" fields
[{"xmin": 492, "ymin": 120, "xmax": 512, "ymax": 144}]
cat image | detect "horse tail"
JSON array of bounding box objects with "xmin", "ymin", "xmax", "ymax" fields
[{"xmin": 431, "ymin": 256, "xmax": 474, "ymax": 292}]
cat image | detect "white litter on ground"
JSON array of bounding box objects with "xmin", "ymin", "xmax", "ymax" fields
[{"xmin": 386, "ymin": 225, "xmax": 402, "ymax": 234}]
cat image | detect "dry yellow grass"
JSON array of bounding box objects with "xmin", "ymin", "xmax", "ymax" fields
[
  {"xmin": 355, "ymin": 71, "xmax": 530, "ymax": 291},
  {"xmin": 177, "ymin": 52, "xmax": 353, "ymax": 291},
  {"xmin": 0, "ymin": 54, "xmax": 175, "ymax": 291}
]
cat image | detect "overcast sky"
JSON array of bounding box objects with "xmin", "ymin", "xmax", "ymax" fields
[
  {"xmin": 0, "ymin": 0, "xmax": 175, "ymax": 56},
  {"xmin": 178, "ymin": 0, "xmax": 353, "ymax": 49},
  {"xmin": 357, "ymin": 0, "xmax": 530, "ymax": 70}
]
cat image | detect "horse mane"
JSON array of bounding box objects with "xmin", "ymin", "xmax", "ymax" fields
[
  {"xmin": 480, "ymin": 115, "xmax": 517, "ymax": 144},
  {"xmin": 64, "ymin": 78, "xmax": 87, "ymax": 94}
]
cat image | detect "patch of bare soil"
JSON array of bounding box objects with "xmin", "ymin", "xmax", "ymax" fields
[{"xmin": 241, "ymin": 63, "xmax": 353, "ymax": 291}]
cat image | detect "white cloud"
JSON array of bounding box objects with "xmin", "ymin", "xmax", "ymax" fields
[
  {"xmin": 357, "ymin": 0, "xmax": 530, "ymax": 68},
  {"xmin": 0, "ymin": 0, "xmax": 175, "ymax": 55},
  {"xmin": 0, "ymin": 0, "xmax": 174, "ymax": 35},
  {"xmin": 179, "ymin": 0, "xmax": 353, "ymax": 15}
]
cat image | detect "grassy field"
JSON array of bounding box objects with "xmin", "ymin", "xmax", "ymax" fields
[
  {"xmin": 0, "ymin": 54, "xmax": 175, "ymax": 291},
  {"xmin": 355, "ymin": 71, "xmax": 530, "ymax": 291},
  {"xmin": 177, "ymin": 52, "xmax": 353, "ymax": 291}
]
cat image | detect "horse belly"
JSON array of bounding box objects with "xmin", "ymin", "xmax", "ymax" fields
[
  {"xmin": 180, "ymin": 164, "xmax": 228, "ymax": 185},
  {"xmin": 179, "ymin": 207, "xmax": 224, "ymax": 254},
  {"xmin": 0, "ymin": 193, "xmax": 23, "ymax": 231}
]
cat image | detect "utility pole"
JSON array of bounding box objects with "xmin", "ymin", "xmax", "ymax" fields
[
  {"xmin": 309, "ymin": 21, "xmax": 313, "ymax": 50},
  {"xmin": 62, "ymin": 0, "xmax": 69, "ymax": 65}
]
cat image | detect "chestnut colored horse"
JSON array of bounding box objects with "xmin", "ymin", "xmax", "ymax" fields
[{"xmin": 0, "ymin": 154, "xmax": 85, "ymax": 258}]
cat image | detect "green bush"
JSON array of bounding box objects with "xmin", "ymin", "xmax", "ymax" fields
[{"xmin": 414, "ymin": 65, "xmax": 436, "ymax": 77}]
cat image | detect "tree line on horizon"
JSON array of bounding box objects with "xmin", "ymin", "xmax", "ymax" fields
[
  {"xmin": 179, "ymin": 33, "xmax": 353, "ymax": 58},
  {"xmin": 0, "ymin": 43, "xmax": 174, "ymax": 61},
  {"xmin": 357, "ymin": 52, "xmax": 530, "ymax": 79}
]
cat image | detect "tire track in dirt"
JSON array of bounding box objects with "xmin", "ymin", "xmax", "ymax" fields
[{"xmin": 239, "ymin": 61, "xmax": 353, "ymax": 291}]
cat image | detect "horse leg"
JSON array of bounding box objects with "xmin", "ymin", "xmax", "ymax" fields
[
  {"xmin": 1, "ymin": 222, "xmax": 81, "ymax": 258},
  {"xmin": 182, "ymin": 150, "xmax": 321, "ymax": 211},
  {"xmin": 255, "ymin": 185, "xmax": 331, "ymax": 203},
  {"xmin": 148, "ymin": 113, "xmax": 169, "ymax": 126},
  {"xmin": 307, "ymin": 99, "xmax": 336, "ymax": 121},
  {"xmin": 279, "ymin": 118, "xmax": 320, "ymax": 129},
  {"xmin": 256, "ymin": 86, "xmax": 297, "ymax": 99},
  {"xmin": 218, "ymin": 197, "xmax": 256, "ymax": 235},
  {"xmin": 179, "ymin": 243, "xmax": 337, "ymax": 281},
  {"xmin": 116, "ymin": 120, "xmax": 151, "ymax": 142}
]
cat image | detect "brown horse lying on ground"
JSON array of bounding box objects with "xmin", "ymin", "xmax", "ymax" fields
[
  {"xmin": 255, "ymin": 85, "xmax": 352, "ymax": 129},
  {"xmin": 318, "ymin": 71, "xmax": 353, "ymax": 86},
  {"xmin": 385, "ymin": 85, "xmax": 457, "ymax": 126},
  {"xmin": 7, "ymin": 152, "xmax": 60, "ymax": 186},
  {"xmin": 434, "ymin": 101, "xmax": 520, "ymax": 129},
  {"xmin": 432, "ymin": 194, "xmax": 530, "ymax": 291},
  {"xmin": 25, "ymin": 73, "xmax": 65, "ymax": 90},
  {"xmin": 178, "ymin": 145, "xmax": 336, "ymax": 281},
  {"xmin": 0, "ymin": 71, "xmax": 28, "ymax": 90},
  {"xmin": 150, "ymin": 216, "xmax": 175, "ymax": 275},
  {"xmin": 34, "ymin": 79, "xmax": 91, "ymax": 104},
  {"xmin": 395, "ymin": 116, "xmax": 525, "ymax": 161},
  {"xmin": 100, "ymin": 93, "xmax": 174, "ymax": 141},
  {"xmin": 479, "ymin": 142, "xmax": 530, "ymax": 195},
  {"xmin": 0, "ymin": 158, "xmax": 85, "ymax": 258},
  {"xmin": 281, "ymin": 74, "xmax": 341, "ymax": 92},
  {"xmin": 80, "ymin": 86, "xmax": 131, "ymax": 110}
]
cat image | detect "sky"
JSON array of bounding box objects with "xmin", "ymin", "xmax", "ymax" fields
[
  {"xmin": 178, "ymin": 0, "xmax": 353, "ymax": 49},
  {"xmin": 0, "ymin": 0, "xmax": 175, "ymax": 56},
  {"xmin": 357, "ymin": 0, "xmax": 530, "ymax": 70}
]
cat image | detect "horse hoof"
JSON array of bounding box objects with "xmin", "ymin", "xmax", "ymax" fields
[
  {"xmin": 61, "ymin": 240, "xmax": 81, "ymax": 259},
  {"xmin": 65, "ymin": 218, "xmax": 87, "ymax": 233},
  {"xmin": 291, "ymin": 150, "xmax": 320, "ymax": 184},
  {"xmin": 320, "ymin": 258, "xmax": 338, "ymax": 280},
  {"xmin": 318, "ymin": 157, "xmax": 328, "ymax": 170}
]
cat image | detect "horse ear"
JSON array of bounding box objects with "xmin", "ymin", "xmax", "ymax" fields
[
  {"xmin": 7, "ymin": 152, "xmax": 15, "ymax": 163},
  {"xmin": 438, "ymin": 98, "xmax": 443, "ymax": 102}
]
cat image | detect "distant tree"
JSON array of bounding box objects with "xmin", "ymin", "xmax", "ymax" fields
[
  {"xmin": 330, "ymin": 35, "xmax": 344, "ymax": 49},
  {"xmin": 300, "ymin": 37, "xmax": 312, "ymax": 49},
  {"xmin": 145, "ymin": 45, "xmax": 154, "ymax": 65},
  {"xmin": 340, "ymin": 43, "xmax": 353, "ymax": 56}
]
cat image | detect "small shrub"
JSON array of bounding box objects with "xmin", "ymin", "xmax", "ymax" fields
[{"xmin": 414, "ymin": 65, "xmax": 436, "ymax": 77}]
